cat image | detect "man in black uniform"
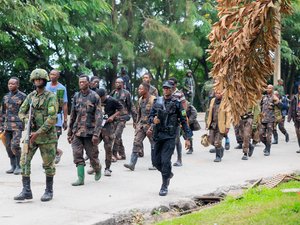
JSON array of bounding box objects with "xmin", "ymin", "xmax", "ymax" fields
[{"xmin": 147, "ymin": 81, "xmax": 192, "ymax": 196}]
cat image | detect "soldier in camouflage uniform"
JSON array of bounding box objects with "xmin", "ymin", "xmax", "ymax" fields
[
  {"xmin": 97, "ymin": 88, "xmax": 122, "ymax": 176},
  {"xmin": 206, "ymin": 90, "xmax": 231, "ymax": 162},
  {"xmin": 110, "ymin": 78, "xmax": 135, "ymax": 161},
  {"xmin": 288, "ymin": 84, "xmax": 300, "ymax": 153},
  {"xmin": 0, "ymin": 77, "xmax": 26, "ymax": 175},
  {"xmin": 14, "ymin": 69, "xmax": 58, "ymax": 202},
  {"xmin": 142, "ymin": 73, "xmax": 158, "ymax": 97},
  {"xmin": 124, "ymin": 82, "xmax": 156, "ymax": 171},
  {"xmin": 183, "ymin": 70, "xmax": 195, "ymax": 104},
  {"xmin": 272, "ymin": 91, "xmax": 289, "ymax": 144},
  {"xmin": 67, "ymin": 75, "xmax": 103, "ymax": 186},
  {"xmin": 238, "ymin": 104, "xmax": 260, "ymax": 160},
  {"xmin": 260, "ymin": 85, "xmax": 280, "ymax": 156}
]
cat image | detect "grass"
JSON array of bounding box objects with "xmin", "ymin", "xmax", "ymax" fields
[{"xmin": 156, "ymin": 180, "xmax": 300, "ymax": 225}]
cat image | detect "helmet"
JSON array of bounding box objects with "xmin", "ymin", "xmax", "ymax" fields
[
  {"xmin": 30, "ymin": 69, "xmax": 49, "ymax": 82},
  {"xmin": 201, "ymin": 134, "xmax": 210, "ymax": 147},
  {"xmin": 186, "ymin": 69, "xmax": 192, "ymax": 74}
]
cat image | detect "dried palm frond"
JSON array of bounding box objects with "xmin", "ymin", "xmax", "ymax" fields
[{"xmin": 208, "ymin": 0, "xmax": 292, "ymax": 125}]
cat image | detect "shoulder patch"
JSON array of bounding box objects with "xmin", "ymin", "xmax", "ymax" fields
[{"xmin": 181, "ymin": 110, "xmax": 187, "ymax": 117}]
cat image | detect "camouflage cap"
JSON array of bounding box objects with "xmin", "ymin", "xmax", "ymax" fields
[
  {"xmin": 30, "ymin": 68, "xmax": 49, "ymax": 82},
  {"xmin": 186, "ymin": 69, "xmax": 192, "ymax": 74}
]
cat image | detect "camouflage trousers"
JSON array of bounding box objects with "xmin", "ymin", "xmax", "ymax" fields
[
  {"xmin": 132, "ymin": 124, "xmax": 154, "ymax": 157},
  {"xmin": 234, "ymin": 124, "xmax": 243, "ymax": 144},
  {"xmin": 21, "ymin": 142, "xmax": 56, "ymax": 177},
  {"xmin": 294, "ymin": 121, "xmax": 300, "ymax": 147},
  {"xmin": 112, "ymin": 121, "xmax": 126, "ymax": 158},
  {"xmin": 208, "ymin": 128, "xmax": 224, "ymax": 149},
  {"xmin": 252, "ymin": 123, "xmax": 261, "ymax": 144},
  {"xmin": 98, "ymin": 122, "xmax": 116, "ymax": 169},
  {"xmin": 4, "ymin": 130, "xmax": 22, "ymax": 158},
  {"xmin": 260, "ymin": 122, "xmax": 274, "ymax": 145},
  {"xmin": 71, "ymin": 136, "xmax": 101, "ymax": 172},
  {"xmin": 274, "ymin": 116, "xmax": 287, "ymax": 135},
  {"xmin": 239, "ymin": 117, "xmax": 253, "ymax": 154}
]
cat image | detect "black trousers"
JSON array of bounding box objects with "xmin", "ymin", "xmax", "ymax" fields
[{"xmin": 153, "ymin": 138, "xmax": 175, "ymax": 179}]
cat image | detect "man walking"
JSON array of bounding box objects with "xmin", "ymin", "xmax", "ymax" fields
[
  {"xmin": 46, "ymin": 69, "xmax": 68, "ymax": 164},
  {"xmin": 142, "ymin": 73, "xmax": 158, "ymax": 97},
  {"xmin": 68, "ymin": 75, "xmax": 102, "ymax": 186},
  {"xmin": 110, "ymin": 78, "xmax": 134, "ymax": 161},
  {"xmin": 0, "ymin": 77, "xmax": 26, "ymax": 175},
  {"xmin": 14, "ymin": 69, "xmax": 58, "ymax": 202},
  {"xmin": 147, "ymin": 81, "xmax": 192, "ymax": 196},
  {"xmin": 124, "ymin": 82, "xmax": 156, "ymax": 171}
]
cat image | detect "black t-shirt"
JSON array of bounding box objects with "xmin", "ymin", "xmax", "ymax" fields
[{"xmin": 102, "ymin": 96, "xmax": 122, "ymax": 117}]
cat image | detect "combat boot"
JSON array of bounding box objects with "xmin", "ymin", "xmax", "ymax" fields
[
  {"xmin": 209, "ymin": 147, "xmax": 216, "ymax": 153},
  {"xmin": 124, "ymin": 152, "xmax": 139, "ymax": 171},
  {"xmin": 264, "ymin": 144, "xmax": 271, "ymax": 156},
  {"xmin": 186, "ymin": 140, "xmax": 193, "ymax": 154},
  {"xmin": 285, "ymin": 133, "xmax": 289, "ymax": 142},
  {"xmin": 159, "ymin": 176, "xmax": 169, "ymax": 196},
  {"xmin": 234, "ymin": 143, "xmax": 242, "ymax": 149},
  {"xmin": 272, "ymin": 131, "xmax": 278, "ymax": 144},
  {"xmin": 72, "ymin": 165, "xmax": 84, "ymax": 186},
  {"xmin": 41, "ymin": 176, "xmax": 53, "ymax": 202},
  {"xmin": 214, "ymin": 148, "xmax": 222, "ymax": 162},
  {"xmin": 220, "ymin": 147, "xmax": 224, "ymax": 158},
  {"xmin": 14, "ymin": 176, "xmax": 33, "ymax": 201},
  {"xmin": 248, "ymin": 144, "xmax": 254, "ymax": 157},
  {"xmin": 14, "ymin": 155, "xmax": 22, "ymax": 175},
  {"xmin": 6, "ymin": 156, "xmax": 16, "ymax": 174}
]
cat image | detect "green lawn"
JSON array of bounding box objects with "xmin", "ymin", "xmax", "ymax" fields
[{"xmin": 156, "ymin": 180, "xmax": 300, "ymax": 225}]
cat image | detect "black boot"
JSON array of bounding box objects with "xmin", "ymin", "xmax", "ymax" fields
[
  {"xmin": 159, "ymin": 175, "xmax": 171, "ymax": 196},
  {"xmin": 264, "ymin": 144, "xmax": 271, "ymax": 156},
  {"xmin": 272, "ymin": 131, "xmax": 278, "ymax": 144},
  {"xmin": 41, "ymin": 176, "xmax": 53, "ymax": 202},
  {"xmin": 14, "ymin": 176, "xmax": 33, "ymax": 201},
  {"xmin": 234, "ymin": 143, "xmax": 242, "ymax": 149},
  {"xmin": 6, "ymin": 157, "xmax": 16, "ymax": 174},
  {"xmin": 214, "ymin": 148, "xmax": 222, "ymax": 162},
  {"xmin": 220, "ymin": 147, "xmax": 224, "ymax": 158},
  {"xmin": 123, "ymin": 152, "xmax": 138, "ymax": 171},
  {"xmin": 285, "ymin": 133, "xmax": 289, "ymax": 142},
  {"xmin": 14, "ymin": 155, "xmax": 22, "ymax": 175},
  {"xmin": 248, "ymin": 144, "xmax": 254, "ymax": 157},
  {"xmin": 186, "ymin": 140, "xmax": 193, "ymax": 154},
  {"xmin": 209, "ymin": 147, "xmax": 216, "ymax": 153}
]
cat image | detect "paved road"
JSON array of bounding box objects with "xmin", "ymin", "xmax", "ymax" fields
[{"xmin": 0, "ymin": 113, "xmax": 299, "ymax": 225}]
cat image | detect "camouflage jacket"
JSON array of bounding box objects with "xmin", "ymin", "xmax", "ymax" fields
[
  {"xmin": 186, "ymin": 103, "xmax": 197, "ymax": 125},
  {"xmin": 19, "ymin": 89, "xmax": 58, "ymax": 144},
  {"xmin": 0, "ymin": 90, "xmax": 26, "ymax": 131},
  {"xmin": 111, "ymin": 88, "xmax": 135, "ymax": 120},
  {"xmin": 135, "ymin": 95, "xmax": 156, "ymax": 124},
  {"xmin": 172, "ymin": 88, "xmax": 185, "ymax": 102},
  {"xmin": 68, "ymin": 89, "xmax": 103, "ymax": 138},
  {"xmin": 183, "ymin": 76, "xmax": 195, "ymax": 97},
  {"xmin": 260, "ymin": 94, "xmax": 277, "ymax": 123},
  {"xmin": 149, "ymin": 85, "xmax": 158, "ymax": 97}
]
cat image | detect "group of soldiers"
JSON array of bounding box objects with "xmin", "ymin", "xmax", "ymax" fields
[
  {"xmin": 1, "ymin": 67, "xmax": 300, "ymax": 201},
  {"xmin": 0, "ymin": 68, "xmax": 197, "ymax": 200},
  {"xmin": 205, "ymin": 79, "xmax": 299, "ymax": 164}
]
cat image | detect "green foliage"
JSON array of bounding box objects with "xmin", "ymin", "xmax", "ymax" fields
[{"xmin": 157, "ymin": 180, "xmax": 300, "ymax": 225}]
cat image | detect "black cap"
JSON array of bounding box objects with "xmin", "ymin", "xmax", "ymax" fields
[{"xmin": 162, "ymin": 81, "xmax": 173, "ymax": 88}]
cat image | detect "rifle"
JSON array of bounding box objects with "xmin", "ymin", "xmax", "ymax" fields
[{"xmin": 23, "ymin": 101, "xmax": 33, "ymax": 175}]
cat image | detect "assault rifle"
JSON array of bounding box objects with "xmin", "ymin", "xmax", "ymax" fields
[{"xmin": 23, "ymin": 101, "xmax": 33, "ymax": 174}]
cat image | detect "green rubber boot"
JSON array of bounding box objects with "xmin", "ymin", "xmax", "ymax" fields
[
  {"xmin": 72, "ymin": 165, "xmax": 85, "ymax": 186},
  {"xmin": 95, "ymin": 165, "xmax": 102, "ymax": 181}
]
